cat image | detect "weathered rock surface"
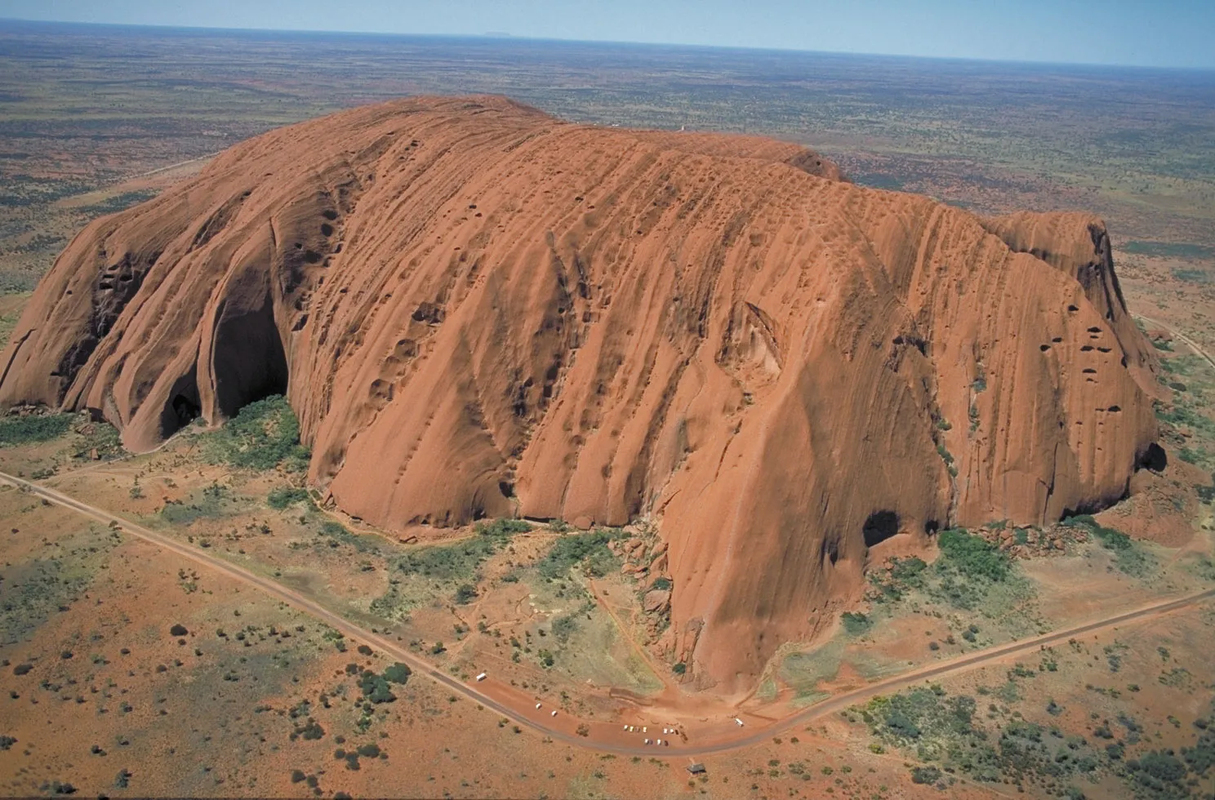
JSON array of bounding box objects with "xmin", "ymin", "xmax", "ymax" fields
[
  {"xmin": 643, "ymin": 589, "xmax": 672, "ymax": 615},
  {"xmin": 0, "ymin": 96, "xmax": 1159, "ymax": 693}
]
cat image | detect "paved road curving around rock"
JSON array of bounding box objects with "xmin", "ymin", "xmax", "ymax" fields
[{"xmin": 2, "ymin": 468, "xmax": 1212, "ymax": 758}]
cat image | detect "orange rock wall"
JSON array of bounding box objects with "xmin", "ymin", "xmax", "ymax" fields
[{"xmin": 0, "ymin": 97, "xmax": 1158, "ymax": 692}]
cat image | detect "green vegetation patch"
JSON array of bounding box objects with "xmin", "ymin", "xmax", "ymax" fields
[
  {"xmin": 394, "ymin": 528, "xmax": 513, "ymax": 580},
  {"xmin": 372, "ymin": 518, "xmax": 529, "ymax": 619},
  {"xmin": 202, "ymin": 395, "xmax": 309, "ymax": 472},
  {"xmin": 267, "ymin": 486, "xmax": 310, "ymax": 509},
  {"xmin": 927, "ymin": 529, "xmax": 1019, "ymax": 611},
  {"xmin": 858, "ymin": 686, "xmax": 1104, "ymax": 789},
  {"xmin": 1122, "ymin": 241, "xmax": 1215, "ymax": 260},
  {"xmin": 841, "ymin": 611, "xmax": 872, "ymax": 636},
  {"xmin": 865, "ymin": 530, "xmax": 1038, "ymax": 636},
  {"xmin": 1173, "ymin": 268, "xmax": 1212, "ymax": 284},
  {"xmin": 1061, "ymin": 515, "xmax": 1153, "ymax": 577},
  {"xmin": 159, "ymin": 481, "xmax": 237, "ymax": 526},
  {"xmin": 0, "ymin": 412, "xmax": 72, "ymax": 447},
  {"xmin": 0, "ymin": 538, "xmax": 114, "ymax": 644},
  {"xmin": 77, "ymin": 190, "xmax": 158, "ymax": 215},
  {"xmin": 937, "ymin": 528, "xmax": 1010, "ymax": 581},
  {"xmin": 856, "ymin": 173, "xmax": 905, "ymax": 191},
  {"xmin": 316, "ymin": 520, "xmax": 379, "ymax": 554},
  {"xmin": 72, "ymin": 419, "xmax": 123, "ymax": 460},
  {"xmin": 356, "ymin": 670, "xmax": 397, "ymax": 704},
  {"xmin": 1155, "ymin": 399, "xmax": 1215, "ymax": 440},
  {"xmin": 1124, "ymin": 731, "xmax": 1215, "ymax": 800},
  {"xmin": 859, "ymin": 688, "xmax": 1003, "ymax": 783},
  {"xmin": 0, "ymin": 298, "xmax": 27, "ymax": 349},
  {"xmin": 536, "ymin": 528, "xmax": 623, "ymax": 580},
  {"xmin": 867, "ymin": 556, "xmax": 928, "ymax": 603},
  {"xmin": 382, "ymin": 663, "xmax": 411, "ymax": 684},
  {"xmin": 474, "ymin": 518, "xmax": 532, "ymax": 537}
]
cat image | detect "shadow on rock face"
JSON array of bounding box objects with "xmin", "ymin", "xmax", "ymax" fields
[{"xmin": 1138, "ymin": 441, "xmax": 1168, "ymax": 473}]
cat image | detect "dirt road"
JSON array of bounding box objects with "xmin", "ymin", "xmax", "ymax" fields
[
  {"xmin": 2, "ymin": 468, "xmax": 1211, "ymax": 758},
  {"xmin": 1137, "ymin": 314, "xmax": 1215, "ymax": 372}
]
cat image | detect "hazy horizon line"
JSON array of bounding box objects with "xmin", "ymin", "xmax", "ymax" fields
[{"xmin": 4, "ymin": 15, "xmax": 1214, "ymax": 75}]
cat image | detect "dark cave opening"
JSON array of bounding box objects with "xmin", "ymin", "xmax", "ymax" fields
[
  {"xmin": 212, "ymin": 294, "xmax": 290, "ymax": 419},
  {"xmin": 862, "ymin": 510, "xmax": 900, "ymax": 547},
  {"xmin": 172, "ymin": 393, "xmax": 200, "ymax": 425},
  {"xmin": 160, "ymin": 371, "xmax": 201, "ymax": 439},
  {"xmin": 1138, "ymin": 441, "xmax": 1168, "ymax": 473}
]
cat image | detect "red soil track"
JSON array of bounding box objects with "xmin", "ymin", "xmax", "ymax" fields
[{"xmin": 2, "ymin": 468, "xmax": 1210, "ymax": 758}]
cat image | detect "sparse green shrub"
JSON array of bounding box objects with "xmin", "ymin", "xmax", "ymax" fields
[
  {"xmin": 841, "ymin": 611, "xmax": 872, "ymax": 636},
  {"xmin": 160, "ymin": 485, "xmax": 232, "ymax": 525},
  {"xmin": 454, "ymin": 584, "xmax": 478, "ymax": 605},
  {"xmin": 382, "ymin": 663, "xmax": 411, "ymax": 685},
  {"xmin": 202, "ymin": 395, "xmax": 310, "ymax": 471},
  {"xmin": 358, "ymin": 671, "xmax": 396, "ymax": 704},
  {"xmin": 537, "ymin": 529, "xmax": 623, "ymax": 579},
  {"xmin": 910, "ymin": 765, "xmax": 941, "ymax": 784},
  {"xmin": 551, "ymin": 614, "xmax": 578, "ymax": 643},
  {"xmin": 317, "ymin": 520, "xmax": 378, "ymax": 553},
  {"xmin": 79, "ymin": 190, "xmax": 159, "ymax": 214},
  {"xmin": 292, "ymin": 718, "xmax": 325, "ymax": 741},
  {"xmin": 268, "ymin": 486, "xmax": 310, "ymax": 509},
  {"xmin": 0, "ymin": 735, "xmax": 15, "ymax": 751},
  {"xmin": 1127, "ymin": 750, "xmax": 1187, "ymax": 793},
  {"xmin": 937, "ymin": 528, "xmax": 1009, "ymax": 582},
  {"xmin": 475, "ymin": 518, "xmax": 532, "ymax": 537},
  {"xmin": 885, "ymin": 708, "xmax": 921, "ymax": 739},
  {"xmin": 868, "ymin": 556, "xmax": 927, "ymax": 603},
  {"xmin": 396, "ymin": 536, "xmax": 499, "ymax": 580},
  {"xmin": 0, "ymin": 412, "xmax": 72, "ymax": 446},
  {"xmin": 1062, "ymin": 515, "xmax": 1150, "ymax": 576},
  {"xmin": 68, "ymin": 418, "xmax": 123, "ymax": 460}
]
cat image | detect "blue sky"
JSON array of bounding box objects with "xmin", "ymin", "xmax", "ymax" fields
[{"xmin": 3, "ymin": 0, "xmax": 1213, "ymax": 69}]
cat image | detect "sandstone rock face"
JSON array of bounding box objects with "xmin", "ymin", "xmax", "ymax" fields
[{"xmin": 0, "ymin": 96, "xmax": 1158, "ymax": 693}]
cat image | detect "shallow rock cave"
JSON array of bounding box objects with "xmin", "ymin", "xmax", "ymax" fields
[{"xmin": 862, "ymin": 510, "xmax": 900, "ymax": 547}]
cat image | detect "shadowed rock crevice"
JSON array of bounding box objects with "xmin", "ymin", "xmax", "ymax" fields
[
  {"xmin": 161, "ymin": 369, "xmax": 201, "ymax": 438},
  {"xmin": 1137, "ymin": 441, "xmax": 1168, "ymax": 473},
  {"xmin": 210, "ymin": 292, "xmax": 289, "ymax": 419},
  {"xmin": 862, "ymin": 510, "xmax": 900, "ymax": 547}
]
